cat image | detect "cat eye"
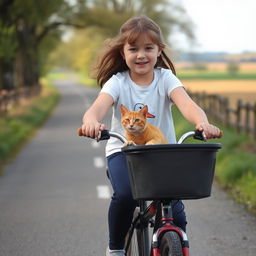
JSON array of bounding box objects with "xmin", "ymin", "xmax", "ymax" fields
[{"xmin": 135, "ymin": 119, "xmax": 140, "ymax": 122}]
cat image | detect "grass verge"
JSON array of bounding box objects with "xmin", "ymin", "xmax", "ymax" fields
[
  {"xmin": 0, "ymin": 78, "xmax": 60, "ymax": 174},
  {"xmin": 173, "ymin": 107, "xmax": 256, "ymax": 213}
]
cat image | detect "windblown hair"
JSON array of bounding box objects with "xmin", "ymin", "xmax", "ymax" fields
[{"xmin": 94, "ymin": 15, "xmax": 176, "ymax": 87}]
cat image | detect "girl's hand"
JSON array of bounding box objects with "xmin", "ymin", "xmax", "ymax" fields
[
  {"xmin": 195, "ymin": 122, "xmax": 222, "ymax": 140},
  {"xmin": 81, "ymin": 121, "xmax": 106, "ymax": 139},
  {"xmin": 80, "ymin": 93, "xmax": 113, "ymax": 139}
]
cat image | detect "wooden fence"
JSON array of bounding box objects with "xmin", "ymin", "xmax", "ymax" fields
[
  {"xmin": 189, "ymin": 91, "xmax": 256, "ymax": 140},
  {"xmin": 1, "ymin": 86, "xmax": 255, "ymax": 139},
  {"xmin": 0, "ymin": 86, "xmax": 41, "ymax": 114}
]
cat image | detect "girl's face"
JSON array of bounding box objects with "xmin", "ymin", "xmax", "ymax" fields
[{"xmin": 122, "ymin": 34, "xmax": 161, "ymax": 85}]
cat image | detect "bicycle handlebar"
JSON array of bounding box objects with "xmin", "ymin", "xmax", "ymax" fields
[
  {"xmin": 77, "ymin": 128, "xmax": 220, "ymax": 144},
  {"xmin": 77, "ymin": 128, "xmax": 127, "ymax": 142}
]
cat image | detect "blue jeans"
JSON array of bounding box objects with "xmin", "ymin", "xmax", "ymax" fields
[{"xmin": 107, "ymin": 152, "xmax": 187, "ymax": 250}]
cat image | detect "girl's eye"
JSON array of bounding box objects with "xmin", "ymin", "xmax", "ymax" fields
[
  {"xmin": 129, "ymin": 48, "xmax": 136, "ymax": 52},
  {"xmin": 146, "ymin": 46, "xmax": 154, "ymax": 50}
]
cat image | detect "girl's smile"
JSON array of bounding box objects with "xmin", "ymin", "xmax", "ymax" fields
[
  {"xmin": 135, "ymin": 61, "xmax": 149, "ymax": 65},
  {"xmin": 122, "ymin": 34, "xmax": 161, "ymax": 85}
]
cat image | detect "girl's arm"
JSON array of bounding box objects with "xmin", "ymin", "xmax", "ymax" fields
[
  {"xmin": 81, "ymin": 93, "xmax": 114, "ymax": 138},
  {"xmin": 170, "ymin": 87, "xmax": 222, "ymax": 139}
]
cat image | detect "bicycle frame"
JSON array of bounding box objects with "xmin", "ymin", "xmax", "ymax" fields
[
  {"xmin": 151, "ymin": 201, "xmax": 189, "ymax": 256},
  {"xmin": 125, "ymin": 200, "xmax": 189, "ymax": 256}
]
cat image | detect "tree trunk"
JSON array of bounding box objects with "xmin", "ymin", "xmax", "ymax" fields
[
  {"xmin": 15, "ymin": 18, "xmax": 39, "ymax": 88},
  {"xmin": 0, "ymin": 59, "xmax": 3, "ymax": 90}
]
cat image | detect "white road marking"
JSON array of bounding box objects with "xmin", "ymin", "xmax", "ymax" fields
[
  {"xmin": 97, "ymin": 185, "xmax": 111, "ymax": 199},
  {"xmin": 94, "ymin": 156, "xmax": 105, "ymax": 168},
  {"xmin": 91, "ymin": 140, "xmax": 100, "ymax": 148}
]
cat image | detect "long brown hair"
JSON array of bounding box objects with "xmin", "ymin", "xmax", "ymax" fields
[{"xmin": 94, "ymin": 15, "xmax": 176, "ymax": 87}]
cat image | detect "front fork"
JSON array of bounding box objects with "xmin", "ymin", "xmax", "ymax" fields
[{"xmin": 151, "ymin": 202, "xmax": 189, "ymax": 256}]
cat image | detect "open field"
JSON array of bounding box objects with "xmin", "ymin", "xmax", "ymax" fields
[
  {"xmin": 176, "ymin": 62, "xmax": 256, "ymax": 73},
  {"xmin": 176, "ymin": 61, "xmax": 256, "ymax": 80},
  {"xmin": 182, "ymin": 80, "xmax": 256, "ymax": 107}
]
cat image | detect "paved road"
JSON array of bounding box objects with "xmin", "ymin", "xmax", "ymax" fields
[{"xmin": 0, "ymin": 77, "xmax": 256, "ymax": 256}]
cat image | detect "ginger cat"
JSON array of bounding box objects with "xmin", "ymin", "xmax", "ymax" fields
[{"xmin": 120, "ymin": 104, "xmax": 168, "ymax": 145}]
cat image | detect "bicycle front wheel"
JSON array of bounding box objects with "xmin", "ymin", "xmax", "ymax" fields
[
  {"xmin": 126, "ymin": 227, "xmax": 143, "ymax": 256},
  {"xmin": 159, "ymin": 231, "xmax": 182, "ymax": 256}
]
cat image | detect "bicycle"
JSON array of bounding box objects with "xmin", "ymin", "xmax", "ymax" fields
[{"xmin": 78, "ymin": 128, "xmax": 221, "ymax": 256}]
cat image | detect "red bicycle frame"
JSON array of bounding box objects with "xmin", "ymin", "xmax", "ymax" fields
[{"xmin": 151, "ymin": 202, "xmax": 189, "ymax": 256}]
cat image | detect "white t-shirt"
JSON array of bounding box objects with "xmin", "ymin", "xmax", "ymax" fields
[{"xmin": 100, "ymin": 67, "xmax": 184, "ymax": 157}]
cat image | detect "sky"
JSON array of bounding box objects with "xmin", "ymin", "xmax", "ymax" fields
[{"xmin": 174, "ymin": 0, "xmax": 256, "ymax": 53}]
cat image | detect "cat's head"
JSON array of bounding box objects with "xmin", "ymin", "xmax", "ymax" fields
[{"xmin": 120, "ymin": 104, "xmax": 148, "ymax": 133}]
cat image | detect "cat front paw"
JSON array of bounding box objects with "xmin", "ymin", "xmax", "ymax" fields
[
  {"xmin": 123, "ymin": 141, "xmax": 136, "ymax": 147},
  {"xmin": 145, "ymin": 140, "xmax": 158, "ymax": 145}
]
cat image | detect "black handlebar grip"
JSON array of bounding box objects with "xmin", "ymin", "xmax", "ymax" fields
[
  {"xmin": 77, "ymin": 128, "xmax": 110, "ymax": 141},
  {"xmin": 97, "ymin": 130, "xmax": 110, "ymax": 141},
  {"xmin": 193, "ymin": 130, "xmax": 206, "ymax": 141}
]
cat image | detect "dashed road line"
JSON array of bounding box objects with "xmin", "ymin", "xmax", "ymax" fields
[
  {"xmin": 97, "ymin": 185, "xmax": 111, "ymax": 199},
  {"xmin": 93, "ymin": 156, "xmax": 105, "ymax": 168}
]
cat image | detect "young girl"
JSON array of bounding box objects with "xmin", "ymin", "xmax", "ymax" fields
[{"xmin": 81, "ymin": 15, "xmax": 222, "ymax": 256}]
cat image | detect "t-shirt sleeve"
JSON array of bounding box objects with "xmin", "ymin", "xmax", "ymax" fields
[
  {"xmin": 162, "ymin": 69, "xmax": 184, "ymax": 99},
  {"xmin": 100, "ymin": 75, "xmax": 120, "ymax": 103}
]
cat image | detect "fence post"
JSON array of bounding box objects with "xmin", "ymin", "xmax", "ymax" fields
[
  {"xmin": 224, "ymin": 97, "xmax": 230, "ymax": 126},
  {"xmin": 236, "ymin": 99, "xmax": 243, "ymax": 133},
  {"xmin": 244, "ymin": 103, "xmax": 251, "ymax": 135}
]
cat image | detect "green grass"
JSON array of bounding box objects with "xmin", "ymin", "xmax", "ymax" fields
[
  {"xmin": 47, "ymin": 70, "xmax": 98, "ymax": 87},
  {"xmin": 46, "ymin": 71, "xmax": 71, "ymax": 80},
  {"xmin": 173, "ymin": 107, "xmax": 256, "ymax": 212},
  {"xmin": 77, "ymin": 72, "xmax": 97, "ymax": 87},
  {"xmin": 0, "ymin": 80, "xmax": 60, "ymax": 174}
]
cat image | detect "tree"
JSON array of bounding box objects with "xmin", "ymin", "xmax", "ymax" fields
[
  {"xmin": 0, "ymin": 0, "xmax": 75, "ymax": 89},
  {"xmin": 49, "ymin": 0, "xmax": 194, "ymax": 79},
  {"xmin": 73, "ymin": 0, "xmax": 194, "ymax": 41},
  {"xmin": 0, "ymin": 0, "xmax": 194, "ymax": 90}
]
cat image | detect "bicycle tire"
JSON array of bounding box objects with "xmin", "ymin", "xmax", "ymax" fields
[
  {"xmin": 159, "ymin": 231, "xmax": 183, "ymax": 256},
  {"xmin": 126, "ymin": 207, "xmax": 143, "ymax": 256},
  {"xmin": 126, "ymin": 227, "xmax": 143, "ymax": 256}
]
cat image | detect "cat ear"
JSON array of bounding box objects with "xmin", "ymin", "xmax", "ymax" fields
[
  {"xmin": 120, "ymin": 104, "xmax": 128, "ymax": 115},
  {"xmin": 140, "ymin": 105, "xmax": 148, "ymax": 117}
]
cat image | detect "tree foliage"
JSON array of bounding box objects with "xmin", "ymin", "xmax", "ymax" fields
[
  {"xmin": 0, "ymin": 0, "xmax": 194, "ymax": 90},
  {"xmin": 50, "ymin": 0, "xmax": 194, "ymax": 80}
]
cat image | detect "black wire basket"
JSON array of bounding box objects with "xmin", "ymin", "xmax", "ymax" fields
[{"xmin": 122, "ymin": 143, "xmax": 221, "ymax": 200}]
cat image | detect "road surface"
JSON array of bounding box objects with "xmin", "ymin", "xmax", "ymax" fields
[{"xmin": 0, "ymin": 77, "xmax": 256, "ymax": 255}]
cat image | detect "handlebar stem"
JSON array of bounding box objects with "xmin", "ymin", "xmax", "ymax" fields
[
  {"xmin": 177, "ymin": 131, "xmax": 196, "ymax": 144},
  {"xmin": 107, "ymin": 131, "xmax": 127, "ymax": 143}
]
